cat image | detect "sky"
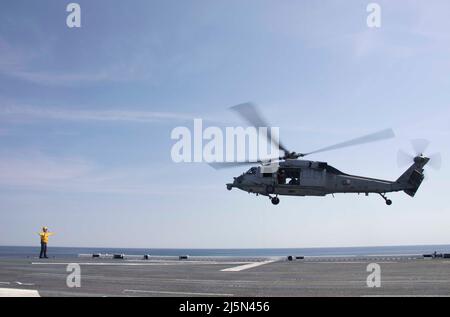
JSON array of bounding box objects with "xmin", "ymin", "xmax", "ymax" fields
[{"xmin": 0, "ymin": 0, "xmax": 449, "ymax": 248}]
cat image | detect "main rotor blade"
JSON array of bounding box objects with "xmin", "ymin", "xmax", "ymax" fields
[
  {"xmin": 303, "ymin": 128, "xmax": 395, "ymax": 157},
  {"xmin": 428, "ymin": 152, "xmax": 442, "ymax": 170},
  {"xmin": 208, "ymin": 161, "xmax": 261, "ymax": 170},
  {"xmin": 411, "ymin": 139, "xmax": 430, "ymax": 156},
  {"xmin": 230, "ymin": 103, "xmax": 290, "ymax": 155}
]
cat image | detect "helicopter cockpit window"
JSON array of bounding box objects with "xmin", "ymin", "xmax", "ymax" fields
[{"xmin": 246, "ymin": 167, "xmax": 258, "ymax": 175}]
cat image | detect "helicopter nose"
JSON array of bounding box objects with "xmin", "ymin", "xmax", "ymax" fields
[
  {"xmin": 227, "ymin": 176, "xmax": 243, "ymax": 191},
  {"xmin": 234, "ymin": 175, "xmax": 244, "ymax": 184}
]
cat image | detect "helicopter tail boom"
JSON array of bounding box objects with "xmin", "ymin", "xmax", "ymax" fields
[{"xmin": 396, "ymin": 156, "xmax": 429, "ymax": 197}]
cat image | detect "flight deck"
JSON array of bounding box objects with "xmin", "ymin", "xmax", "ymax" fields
[{"xmin": 1, "ymin": 254, "xmax": 450, "ymax": 297}]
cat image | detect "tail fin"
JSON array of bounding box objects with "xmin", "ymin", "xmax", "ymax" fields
[{"xmin": 396, "ymin": 156, "xmax": 429, "ymax": 197}]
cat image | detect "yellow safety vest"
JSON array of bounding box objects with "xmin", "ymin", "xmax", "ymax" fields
[{"xmin": 39, "ymin": 232, "xmax": 54, "ymax": 243}]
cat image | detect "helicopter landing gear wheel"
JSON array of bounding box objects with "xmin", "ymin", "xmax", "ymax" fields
[
  {"xmin": 379, "ymin": 193, "xmax": 392, "ymax": 206},
  {"xmin": 271, "ymin": 197, "xmax": 280, "ymax": 205}
]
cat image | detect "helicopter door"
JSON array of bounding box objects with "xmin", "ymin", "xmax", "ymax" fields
[{"xmin": 277, "ymin": 168, "xmax": 300, "ymax": 185}]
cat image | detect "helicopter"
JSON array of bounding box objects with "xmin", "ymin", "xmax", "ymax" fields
[{"xmin": 212, "ymin": 103, "xmax": 441, "ymax": 206}]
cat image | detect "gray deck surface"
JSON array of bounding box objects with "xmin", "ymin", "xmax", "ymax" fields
[{"xmin": 1, "ymin": 256, "xmax": 449, "ymax": 297}]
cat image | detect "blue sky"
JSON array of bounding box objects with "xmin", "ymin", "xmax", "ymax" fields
[{"xmin": 1, "ymin": 0, "xmax": 449, "ymax": 248}]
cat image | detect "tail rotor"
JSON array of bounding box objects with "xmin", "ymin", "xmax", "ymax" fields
[{"xmin": 397, "ymin": 139, "xmax": 442, "ymax": 171}]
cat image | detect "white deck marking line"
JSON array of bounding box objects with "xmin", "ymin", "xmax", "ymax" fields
[
  {"xmin": 15, "ymin": 282, "xmax": 35, "ymax": 286},
  {"xmin": 32, "ymin": 262, "xmax": 250, "ymax": 266},
  {"xmin": 362, "ymin": 295, "xmax": 450, "ymax": 297},
  {"xmin": 221, "ymin": 260, "xmax": 276, "ymax": 272},
  {"xmin": 32, "ymin": 262, "xmax": 170, "ymax": 266},
  {"xmin": 0, "ymin": 282, "xmax": 11, "ymax": 285},
  {"xmin": 126, "ymin": 260, "xmax": 247, "ymax": 263},
  {"xmin": 124, "ymin": 289, "xmax": 233, "ymax": 296},
  {"xmin": 0, "ymin": 288, "xmax": 40, "ymax": 297},
  {"xmin": 304, "ymin": 261, "xmax": 398, "ymax": 264}
]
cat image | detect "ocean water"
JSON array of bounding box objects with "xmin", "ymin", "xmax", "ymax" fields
[{"xmin": 1, "ymin": 245, "xmax": 450, "ymax": 258}]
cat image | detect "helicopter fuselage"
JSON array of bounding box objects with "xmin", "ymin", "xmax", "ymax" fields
[{"xmin": 227, "ymin": 158, "xmax": 428, "ymax": 205}]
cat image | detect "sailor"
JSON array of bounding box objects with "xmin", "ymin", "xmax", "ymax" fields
[
  {"xmin": 38, "ymin": 227, "xmax": 54, "ymax": 259},
  {"xmin": 277, "ymin": 169, "xmax": 286, "ymax": 184}
]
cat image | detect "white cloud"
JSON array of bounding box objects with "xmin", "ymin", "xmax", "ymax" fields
[
  {"xmin": 0, "ymin": 38, "xmax": 28, "ymax": 70},
  {"xmin": 0, "ymin": 104, "xmax": 197, "ymax": 123},
  {"xmin": 0, "ymin": 35, "xmax": 152, "ymax": 87},
  {"xmin": 0, "ymin": 150, "xmax": 223, "ymax": 195},
  {"xmin": 8, "ymin": 70, "xmax": 120, "ymax": 86},
  {"xmin": 0, "ymin": 151, "xmax": 93, "ymax": 188},
  {"xmin": 6, "ymin": 60, "xmax": 152, "ymax": 87}
]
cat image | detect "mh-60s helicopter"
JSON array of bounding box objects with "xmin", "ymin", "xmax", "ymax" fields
[{"xmin": 212, "ymin": 103, "xmax": 441, "ymax": 206}]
